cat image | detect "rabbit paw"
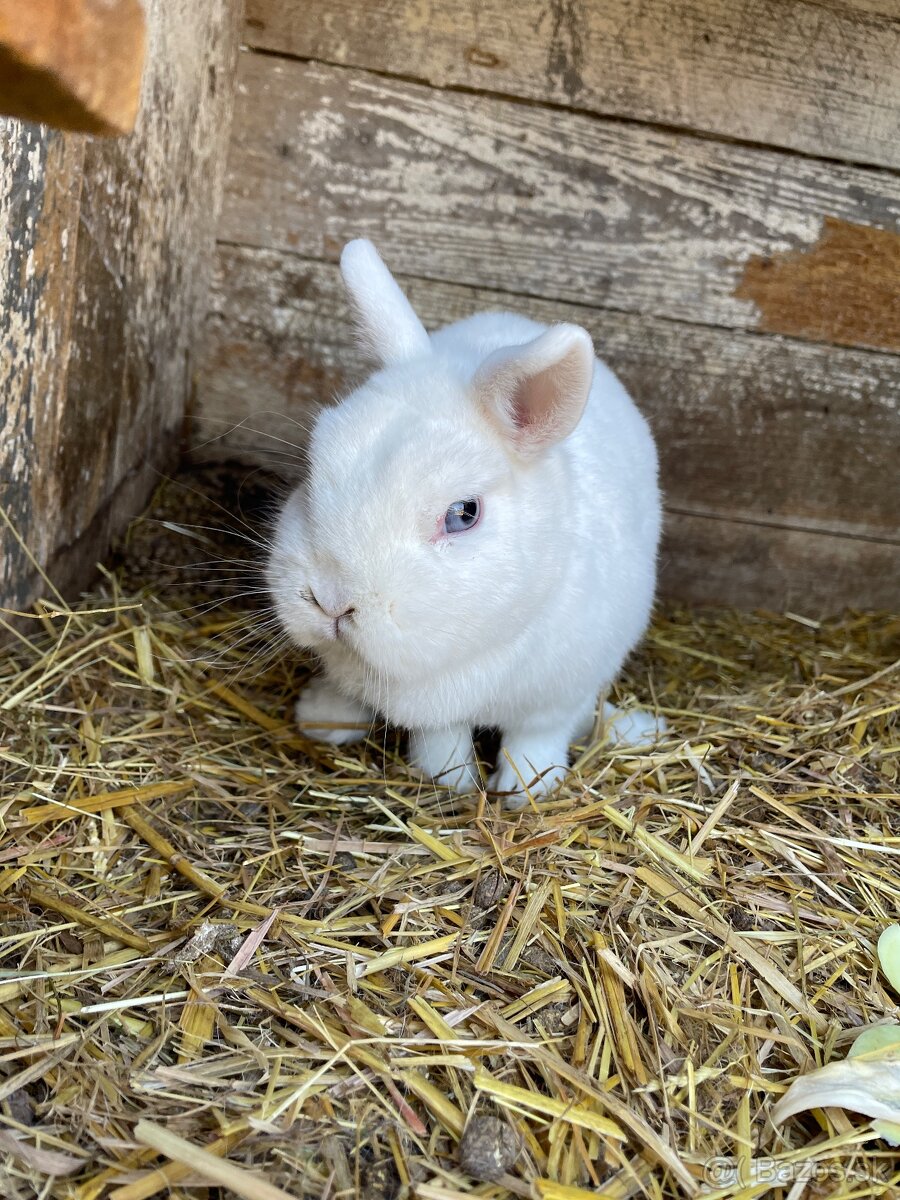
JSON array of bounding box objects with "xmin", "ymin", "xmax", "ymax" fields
[
  {"xmin": 409, "ymin": 726, "xmax": 480, "ymax": 793},
  {"xmin": 295, "ymin": 678, "xmax": 372, "ymax": 744},
  {"xmin": 602, "ymin": 702, "xmax": 666, "ymax": 747},
  {"xmin": 490, "ymin": 756, "xmax": 568, "ymax": 809}
]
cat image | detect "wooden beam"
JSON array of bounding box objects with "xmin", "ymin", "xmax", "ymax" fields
[
  {"xmin": 0, "ymin": 0, "xmax": 146, "ymax": 136},
  {"xmin": 245, "ymin": 0, "xmax": 900, "ymax": 170}
]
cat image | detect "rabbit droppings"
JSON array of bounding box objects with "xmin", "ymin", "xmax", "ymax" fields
[{"xmin": 267, "ymin": 240, "xmax": 664, "ymax": 804}]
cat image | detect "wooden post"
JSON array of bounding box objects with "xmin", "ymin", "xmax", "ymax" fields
[{"xmin": 0, "ymin": 0, "xmax": 243, "ymax": 612}]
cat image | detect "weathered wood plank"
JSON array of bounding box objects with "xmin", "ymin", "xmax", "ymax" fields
[
  {"xmin": 0, "ymin": 0, "xmax": 146, "ymax": 135},
  {"xmin": 660, "ymin": 513, "xmax": 899, "ymax": 612},
  {"xmin": 245, "ymin": 0, "xmax": 900, "ymax": 170},
  {"xmin": 0, "ymin": 123, "xmax": 84, "ymax": 607},
  {"xmin": 195, "ymin": 248, "xmax": 900, "ymax": 556},
  {"xmin": 0, "ymin": 0, "xmax": 243, "ymax": 611},
  {"xmin": 219, "ymin": 56, "xmax": 900, "ymax": 352}
]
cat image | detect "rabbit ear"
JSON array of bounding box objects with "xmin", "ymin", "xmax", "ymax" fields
[
  {"xmin": 473, "ymin": 324, "xmax": 595, "ymax": 455},
  {"xmin": 340, "ymin": 239, "xmax": 431, "ymax": 366}
]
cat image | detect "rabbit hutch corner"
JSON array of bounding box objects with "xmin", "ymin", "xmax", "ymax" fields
[
  {"xmin": 0, "ymin": 2, "xmax": 900, "ymax": 1199},
  {"xmin": 1, "ymin": 0, "xmax": 898, "ymax": 614}
]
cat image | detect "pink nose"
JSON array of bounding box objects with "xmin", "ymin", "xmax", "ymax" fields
[{"xmin": 310, "ymin": 589, "xmax": 355, "ymax": 622}]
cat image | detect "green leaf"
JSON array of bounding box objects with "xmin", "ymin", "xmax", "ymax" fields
[
  {"xmin": 877, "ymin": 925, "xmax": 900, "ymax": 993},
  {"xmin": 848, "ymin": 1025, "xmax": 900, "ymax": 1059}
]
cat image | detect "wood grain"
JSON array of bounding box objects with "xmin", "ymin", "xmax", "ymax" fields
[
  {"xmin": 0, "ymin": 0, "xmax": 243, "ymax": 612},
  {"xmin": 0, "ymin": 0, "xmax": 146, "ymax": 136},
  {"xmin": 0, "ymin": 123, "xmax": 84, "ymax": 607},
  {"xmin": 661, "ymin": 513, "xmax": 899, "ymax": 612},
  {"xmin": 195, "ymin": 248, "xmax": 900, "ymax": 611},
  {"xmin": 219, "ymin": 55, "xmax": 900, "ymax": 351},
  {"xmin": 245, "ymin": 0, "xmax": 900, "ymax": 170}
]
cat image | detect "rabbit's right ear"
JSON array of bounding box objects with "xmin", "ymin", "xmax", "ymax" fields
[
  {"xmin": 473, "ymin": 324, "xmax": 594, "ymax": 457},
  {"xmin": 340, "ymin": 240, "xmax": 431, "ymax": 366}
]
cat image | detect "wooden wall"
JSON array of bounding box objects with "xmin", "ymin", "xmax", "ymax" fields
[
  {"xmin": 197, "ymin": 0, "xmax": 900, "ymax": 611},
  {"xmin": 0, "ymin": 0, "xmax": 242, "ymax": 612}
]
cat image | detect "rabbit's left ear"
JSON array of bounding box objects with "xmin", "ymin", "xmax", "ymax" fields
[
  {"xmin": 473, "ymin": 324, "xmax": 594, "ymax": 455},
  {"xmin": 340, "ymin": 239, "xmax": 431, "ymax": 366}
]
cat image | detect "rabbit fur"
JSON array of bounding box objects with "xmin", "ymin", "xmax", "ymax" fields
[{"xmin": 267, "ymin": 239, "xmax": 664, "ymax": 802}]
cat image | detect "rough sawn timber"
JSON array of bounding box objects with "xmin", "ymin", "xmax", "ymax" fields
[
  {"xmin": 0, "ymin": 0, "xmax": 147, "ymax": 135},
  {"xmin": 196, "ymin": 249, "xmax": 900, "ymax": 611},
  {"xmin": 245, "ymin": 0, "xmax": 900, "ymax": 170},
  {"xmin": 219, "ymin": 55, "xmax": 900, "ymax": 355}
]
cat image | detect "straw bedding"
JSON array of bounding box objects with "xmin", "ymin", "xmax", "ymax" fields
[{"xmin": 1, "ymin": 468, "xmax": 898, "ymax": 1199}]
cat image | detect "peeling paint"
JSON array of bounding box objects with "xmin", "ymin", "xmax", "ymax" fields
[
  {"xmin": 736, "ymin": 217, "xmax": 900, "ymax": 354},
  {"xmin": 242, "ymin": 0, "xmax": 900, "ymax": 171},
  {"xmin": 0, "ymin": 0, "xmax": 242, "ymax": 610},
  {"xmin": 221, "ymin": 57, "xmax": 900, "ymax": 340},
  {"xmin": 0, "ymin": 122, "xmax": 72, "ymax": 605}
]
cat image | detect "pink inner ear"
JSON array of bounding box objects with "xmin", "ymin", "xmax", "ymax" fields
[
  {"xmin": 510, "ymin": 365, "xmax": 574, "ymax": 434},
  {"xmin": 474, "ymin": 324, "xmax": 594, "ymax": 454},
  {"xmin": 500, "ymin": 328, "xmax": 594, "ymax": 451}
]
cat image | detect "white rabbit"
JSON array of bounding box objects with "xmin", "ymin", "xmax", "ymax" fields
[{"xmin": 267, "ymin": 239, "xmax": 664, "ymax": 802}]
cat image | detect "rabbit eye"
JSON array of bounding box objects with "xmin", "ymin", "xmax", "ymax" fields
[{"xmin": 443, "ymin": 498, "xmax": 481, "ymax": 534}]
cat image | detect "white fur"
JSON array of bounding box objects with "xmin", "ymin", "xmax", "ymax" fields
[
  {"xmin": 266, "ymin": 240, "xmax": 664, "ymax": 800},
  {"xmin": 340, "ymin": 239, "xmax": 431, "ymax": 365}
]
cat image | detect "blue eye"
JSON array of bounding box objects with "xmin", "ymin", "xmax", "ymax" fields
[{"xmin": 443, "ymin": 498, "xmax": 481, "ymax": 534}]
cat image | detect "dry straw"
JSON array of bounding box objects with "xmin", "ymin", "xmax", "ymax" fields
[{"xmin": 0, "ymin": 473, "xmax": 898, "ymax": 1198}]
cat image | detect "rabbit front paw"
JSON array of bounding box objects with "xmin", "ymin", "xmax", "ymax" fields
[
  {"xmin": 409, "ymin": 726, "xmax": 480, "ymax": 793},
  {"xmin": 295, "ymin": 677, "xmax": 372, "ymax": 744},
  {"xmin": 490, "ymin": 751, "xmax": 568, "ymax": 809}
]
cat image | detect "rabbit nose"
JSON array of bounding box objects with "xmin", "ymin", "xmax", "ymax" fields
[{"xmin": 309, "ymin": 588, "xmax": 355, "ymax": 622}]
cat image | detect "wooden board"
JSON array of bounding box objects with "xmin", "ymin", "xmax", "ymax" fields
[
  {"xmin": 0, "ymin": 123, "xmax": 84, "ymax": 609},
  {"xmin": 660, "ymin": 513, "xmax": 899, "ymax": 612},
  {"xmin": 195, "ymin": 248, "xmax": 900, "ymax": 610},
  {"xmin": 245, "ymin": 0, "xmax": 900, "ymax": 170},
  {"xmin": 0, "ymin": 0, "xmax": 146, "ymax": 135},
  {"xmin": 0, "ymin": 0, "xmax": 243, "ymax": 612},
  {"xmin": 219, "ymin": 55, "xmax": 900, "ymax": 353}
]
